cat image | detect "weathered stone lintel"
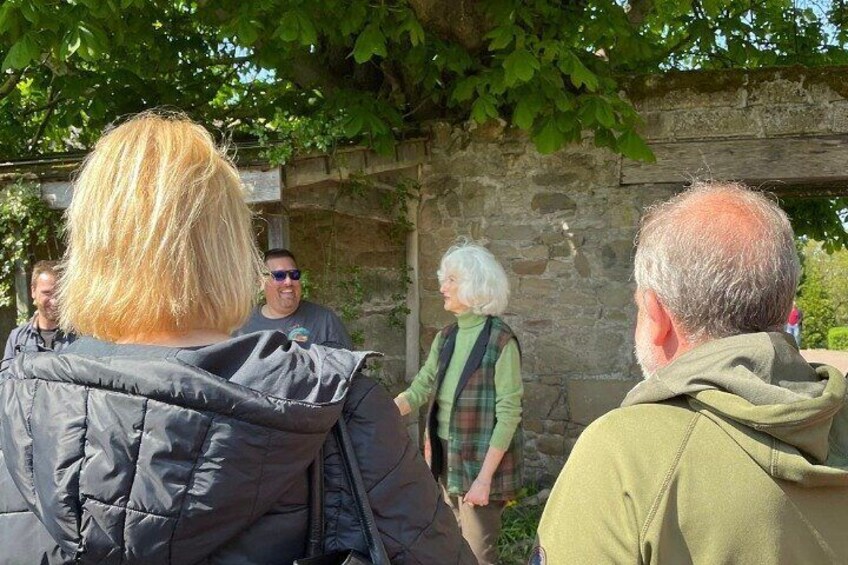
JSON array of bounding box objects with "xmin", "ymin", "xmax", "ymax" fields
[
  {"xmin": 621, "ymin": 134, "xmax": 848, "ymax": 188},
  {"xmin": 283, "ymin": 140, "xmax": 428, "ymax": 188}
]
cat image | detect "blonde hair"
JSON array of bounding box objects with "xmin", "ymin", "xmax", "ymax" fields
[{"xmin": 60, "ymin": 112, "xmax": 263, "ymax": 340}]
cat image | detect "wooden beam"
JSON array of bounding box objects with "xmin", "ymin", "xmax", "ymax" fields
[
  {"xmin": 621, "ymin": 135, "xmax": 848, "ymax": 187},
  {"xmin": 38, "ymin": 167, "xmax": 282, "ymax": 209}
]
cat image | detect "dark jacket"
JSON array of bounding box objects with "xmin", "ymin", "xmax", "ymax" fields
[
  {"xmin": 0, "ymin": 332, "xmax": 475, "ymax": 564},
  {"xmin": 2, "ymin": 315, "xmax": 76, "ymax": 371}
]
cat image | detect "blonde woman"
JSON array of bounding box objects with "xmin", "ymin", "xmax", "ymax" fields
[
  {"xmin": 395, "ymin": 242, "xmax": 524, "ymax": 565},
  {"xmin": 0, "ymin": 113, "xmax": 474, "ymax": 564}
]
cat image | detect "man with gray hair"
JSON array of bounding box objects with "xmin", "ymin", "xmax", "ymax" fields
[{"xmin": 535, "ymin": 182, "xmax": 848, "ymax": 563}]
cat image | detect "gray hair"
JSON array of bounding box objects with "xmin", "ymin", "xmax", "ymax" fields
[
  {"xmin": 634, "ymin": 181, "xmax": 799, "ymax": 342},
  {"xmin": 438, "ymin": 242, "xmax": 509, "ymax": 316}
]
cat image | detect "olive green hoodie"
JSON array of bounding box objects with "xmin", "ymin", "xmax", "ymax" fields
[{"xmin": 536, "ymin": 332, "xmax": 848, "ymax": 564}]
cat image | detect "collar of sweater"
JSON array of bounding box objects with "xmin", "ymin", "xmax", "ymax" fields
[{"xmin": 456, "ymin": 311, "xmax": 486, "ymax": 329}]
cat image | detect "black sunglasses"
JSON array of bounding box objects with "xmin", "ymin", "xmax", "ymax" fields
[{"xmin": 268, "ymin": 269, "xmax": 302, "ymax": 282}]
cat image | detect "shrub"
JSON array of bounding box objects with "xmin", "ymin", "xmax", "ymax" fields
[{"xmin": 827, "ymin": 327, "xmax": 848, "ymax": 351}]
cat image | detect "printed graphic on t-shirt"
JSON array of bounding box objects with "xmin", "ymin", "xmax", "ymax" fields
[{"xmin": 287, "ymin": 326, "xmax": 310, "ymax": 343}]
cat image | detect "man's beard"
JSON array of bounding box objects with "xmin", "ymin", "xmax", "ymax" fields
[{"xmin": 634, "ymin": 333, "xmax": 659, "ymax": 380}]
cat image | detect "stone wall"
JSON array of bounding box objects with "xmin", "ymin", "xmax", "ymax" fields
[{"xmin": 415, "ymin": 66, "xmax": 848, "ymax": 484}]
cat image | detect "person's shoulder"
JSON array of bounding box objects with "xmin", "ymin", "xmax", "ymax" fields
[{"xmin": 578, "ymin": 400, "xmax": 699, "ymax": 454}]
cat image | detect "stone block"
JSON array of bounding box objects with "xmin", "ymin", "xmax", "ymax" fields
[
  {"xmin": 531, "ymin": 192, "xmax": 577, "ymax": 214},
  {"xmin": 418, "ymin": 198, "xmax": 443, "ymax": 231},
  {"xmin": 426, "ymin": 174, "xmax": 460, "ymax": 196},
  {"xmin": 512, "ymin": 259, "xmax": 548, "ymax": 276},
  {"xmin": 670, "ymin": 107, "xmax": 760, "ymax": 140},
  {"xmin": 536, "ymin": 435, "xmax": 565, "ymax": 456},
  {"xmin": 637, "ymin": 110, "xmax": 675, "ymax": 141},
  {"xmin": 598, "ymin": 284, "xmax": 635, "ymax": 309},
  {"xmin": 758, "ymin": 104, "xmax": 829, "ymax": 136},
  {"xmin": 829, "ymin": 100, "xmax": 848, "ymax": 133},
  {"xmin": 573, "ymin": 252, "xmax": 591, "ymax": 278},
  {"xmin": 485, "ymin": 223, "xmax": 540, "ymax": 242},
  {"xmin": 522, "ymin": 319, "xmax": 555, "ymax": 335},
  {"xmin": 533, "ymin": 331, "xmax": 627, "ymax": 377},
  {"xmin": 565, "ymin": 378, "xmax": 638, "ymax": 427},
  {"xmin": 531, "ymin": 172, "xmax": 580, "ymax": 187},
  {"xmin": 443, "ymin": 192, "xmax": 461, "ymax": 218},
  {"xmin": 523, "ymin": 382, "xmax": 567, "ymax": 421},
  {"xmin": 517, "ymin": 278, "xmax": 560, "ymax": 297},
  {"xmin": 524, "ymin": 419, "xmax": 545, "ymax": 434},
  {"xmin": 549, "ymin": 244, "xmax": 573, "ymax": 259},
  {"xmin": 469, "ymin": 118, "xmax": 507, "ymax": 142},
  {"xmin": 747, "ymin": 77, "xmax": 812, "ymax": 106}
]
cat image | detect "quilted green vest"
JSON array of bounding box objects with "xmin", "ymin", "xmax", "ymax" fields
[{"xmin": 426, "ymin": 316, "xmax": 524, "ymax": 500}]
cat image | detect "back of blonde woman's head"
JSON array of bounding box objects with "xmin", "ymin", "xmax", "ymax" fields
[{"xmin": 60, "ymin": 112, "xmax": 263, "ymax": 341}]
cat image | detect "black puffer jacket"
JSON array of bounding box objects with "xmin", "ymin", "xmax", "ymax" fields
[{"xmin": 0, "ymin": 332, "xmax": 475, "ymax": 564}]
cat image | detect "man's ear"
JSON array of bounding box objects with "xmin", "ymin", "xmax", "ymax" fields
[{"xmin": 642, "ymin": 289, "xmax": 672, "ymax": 346}]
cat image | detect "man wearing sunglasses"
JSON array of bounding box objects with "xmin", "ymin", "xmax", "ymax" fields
[{"xmin": 234, "ymin": 248, "xmax": 352, "ymax": 349}]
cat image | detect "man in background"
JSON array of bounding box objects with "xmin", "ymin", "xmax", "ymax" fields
[
  {"xmin": 535, "ymin": 182, "xmax": 848, "ymax": 563},
  {"xmin": 234, "ymin": 248, "xmax": 352, "ymax": 349},
  {"xmin": 3, "ymin": 260, "xmax": 76, "ymax": 369}
]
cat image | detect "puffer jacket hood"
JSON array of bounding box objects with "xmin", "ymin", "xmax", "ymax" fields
[
  {"xmin": 622, "ymin": 331, "xmax": 848, "ymax": 486},
  {"xmin": 0, "ymin": 332, "xmax": 371, "ymax": 563}
]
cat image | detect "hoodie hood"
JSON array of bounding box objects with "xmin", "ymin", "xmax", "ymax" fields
[
  {"xmin": 623, "ymin": 332, "xmax": 848, "ymax": 486},
  {"xmin": 0, "ymin": 331, "xmax": 372, "ymax": 563}
]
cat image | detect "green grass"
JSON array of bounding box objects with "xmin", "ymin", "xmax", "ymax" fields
[{"xmin": 498, "ymin": 489, "xmax": 545, "ymax": 565}]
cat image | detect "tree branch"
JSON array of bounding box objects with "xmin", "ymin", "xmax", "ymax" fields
[
  {"xmin": 0, "ymin": 70, "xmax": 24, "ymax": 101},
  {"xmin": 407, "ymin": 0, "xmax": 490, "ymax": 51},
  {"xmin": 27, "ymin": 87, "xmax": 61, "ymax": 154},
  {"xmin": 627, "ymin": 0, "xmax": 654, "ymax": 26}
]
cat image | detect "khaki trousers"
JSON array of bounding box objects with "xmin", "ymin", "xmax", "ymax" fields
[{"xmin": 439, "ymin": 439, "xmax": 505, "ymax": 565}]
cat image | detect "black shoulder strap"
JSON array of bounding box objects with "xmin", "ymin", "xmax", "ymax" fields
[
  {"xmin": 434, "ymin": 324, "xmax": 458, "ymax": 392},
  {"xmin": 452, "ymin": 316, "xmax": 493, "ymax": 403},
  {"xmin": 305, "ymin": 449, "xmax": 325, "ymax": 557},
  {"xmin": 335, "ymin": 418, "xmax": 391, "ymax": 565}
]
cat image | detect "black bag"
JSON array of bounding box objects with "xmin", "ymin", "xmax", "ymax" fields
[{"xmin": 294, "ymin": 418, "xmax": 391, "ymax": 565}]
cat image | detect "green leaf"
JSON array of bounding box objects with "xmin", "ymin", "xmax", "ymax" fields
[
  {"xmin": 451, "ymin": 76, "xmax": 478, "ymax": 103},
  {"xmin": 471, "ymin": 95, "xmax": 498, "ymax": 123},
  {"xmin": 343, "ymin": 112, "xmax": 365, "ymax": 137},
  {"xmin": 503, "ymin": 48, "xmax": 539, "ymax": 86},
  {"xmin": 513, "ymin": 92, "xmax": 542, "ymax": 130},
  {"xmin": 295, "ymin": 12, "xmax": 318, "ymax": 46},
  {"xmin": 618, "ymin": 129, "xmax": 655, "ymax": 162},
  {"xmin": 593, "ymin": 128, "xmax": 617, "ymax": 150},
  {"xmin": 237, "ymin": 18, "xmax": 260, "ymax": 45},
  {"xmin": 486, "ymin": 25, "xmax": 515, "ymax": 51},
  {"xmin": 400, "ymin": 12, "xmax": 425, "ymax": 46},
  {"xmin": 701, "ymin": 0, "xmax": 722, "ymax": 18},
  {"xmin": 579, "ymin": 95, "xmax": 615, "ymax": 128},
  {"xmin": 0, "ymin": 3, "xmax": 18, "ymax": 35},
  {"xmin": 2, "ymin": 34, "xmax": 40, "ymax": 71},
  {"xmin": 561, "ymin": 51, "xmax": 598, "ymax": 91},
  {"xmin": 340, "ymin": 3, "xmax": 368, "ymax": 36},
  {"xmin": 353, "ymin": 24, "xmax": 387, "ymax": 63},
  {"xmin": 533, "ymin": 117, "xmax": 566, "ymax": 154},
  {"xmin": 275, "ymin": 12, "xmax": 300, "ymax": 42},
  {"xmin": 59, "ymin": 29, "xmax": 82, "ymax": 60},
  {"xmin": 19, "ymin": 1, "xmax": 39, "ymax": 24}
]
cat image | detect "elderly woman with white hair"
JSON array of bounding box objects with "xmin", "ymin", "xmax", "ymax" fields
[{"xmin": 395, "ymin": 242, "xmax": 524, "ymax": 565}]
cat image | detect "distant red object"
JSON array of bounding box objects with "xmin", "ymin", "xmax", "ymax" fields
[{"xmin": 787, "ymin": 306, "xmax": 802, "ymax": 325}]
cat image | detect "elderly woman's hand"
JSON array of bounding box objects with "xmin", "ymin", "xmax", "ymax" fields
[
  {"xmin": 462, "ymin": 477, "xmax": 491, "ymax": 507},
  {"xmin": 394, "ymin": 394, "xmax": 412, "ymax": 416}
]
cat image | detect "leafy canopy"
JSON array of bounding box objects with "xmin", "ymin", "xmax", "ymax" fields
[{"xmin": 1, "ymin": 0, "xmax": 846, "ymax": 162}]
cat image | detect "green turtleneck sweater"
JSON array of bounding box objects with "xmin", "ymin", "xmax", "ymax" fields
[{"xmin": 401, "ymin": 312, "xmax": 523, "ymax": 450}]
